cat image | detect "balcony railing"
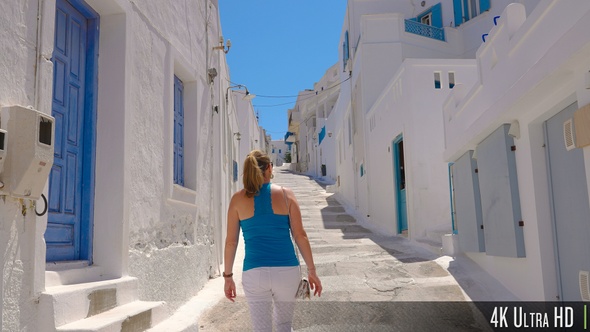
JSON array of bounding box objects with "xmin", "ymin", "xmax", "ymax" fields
[{"xmin": 405, "ymin": 19, "xmax": 445, "ymax": 41}]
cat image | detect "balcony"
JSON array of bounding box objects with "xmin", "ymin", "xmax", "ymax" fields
[{"xmin": 405, "ymin": 19, "xmax": 445, "ymax": 41}]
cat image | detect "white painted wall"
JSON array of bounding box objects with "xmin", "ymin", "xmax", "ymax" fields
[
  {"xmin": 0, "ymin": 0, "xmax": 59, "ymax": 329},
  {"xmin": 1, "ymin": 0, "xmax": 244, "ymax": 328},
  {"xmin": 442, "ymin": 1, "xmax": 590, "ymax": 300},
  {"xmin": 235, "ymin": 91, "xmax": 263, "ymax": 190},
  {"xmin": 366, "ymin": 59, "xmax": 477, "ymax": 238},
  {"xmin": 270, "ymin": 140, "xmax": 289, "ymax": 166},
  {"xmin": 315, "ymin": 0, "xmax": 576, "ymax": 302}
]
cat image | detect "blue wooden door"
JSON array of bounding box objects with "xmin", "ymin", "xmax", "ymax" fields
[
  {"xmin": 545, "ymin": 102, "xmax": 590, "ymax": 301},
  {"xmin": 46, "ymin": 0, "xmax": 97, "ymax": 262},
  {"xmin": 393, "ymin": 137, "xmax": 408, "ymax": 233}
]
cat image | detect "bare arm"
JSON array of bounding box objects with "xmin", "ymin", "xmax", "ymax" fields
[
  {"xmin": 223, "ymin": 194, "xmax": 240, "ymax": 302},
  {"xmin": 286, "ymin": 188, "xmax": 323, "ymax": 297}
]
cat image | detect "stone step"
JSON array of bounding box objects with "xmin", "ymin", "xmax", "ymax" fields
[
  {"xmin": 39, "ymin": 276, "xmax": 140, "ymax": 328},
  {"xmin": 56, "ymin": 300, "xmax": 166, "ymax": 332},
  {"xmin": 415, "ymin": 237, "xmax": 443, "ymax": 256}
]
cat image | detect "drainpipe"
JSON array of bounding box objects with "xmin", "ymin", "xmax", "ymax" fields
[
  {"xmin": 448, "ymin": 162, "xmax": 457, "ymax": 234},
  {"xmin": 33, "ymin": 0, "xmax": 44, "ymax": 110}
]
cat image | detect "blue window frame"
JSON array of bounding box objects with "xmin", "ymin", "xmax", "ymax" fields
[
  {"xmin": 417, "ymin": 3, "xmax": 443, "ymax": 28},
  {"xmin": 174, "ymin": 75, "xmax": 184, "ymax": 186},
  {"xmin": 343, "ymin": 31, "xmax": 350, "ymax": 71},
  {"xmin": 454, "ymin": 0, "xmax": 490, "ymax": 26}
]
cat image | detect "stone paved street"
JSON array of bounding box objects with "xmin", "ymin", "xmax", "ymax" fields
[{"xmin": 197, "ymin": 166, "xmax": 497, "ymax": 331}]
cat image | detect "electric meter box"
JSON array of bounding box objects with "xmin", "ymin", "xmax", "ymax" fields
[{"xmin": 0, "ymin": 106, "xmax": 54, "ymax": 199}]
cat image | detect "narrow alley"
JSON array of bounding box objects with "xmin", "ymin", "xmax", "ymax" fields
[{"xmin": 190, "ymin": 165, "xmax": 506, "ymax": 331}]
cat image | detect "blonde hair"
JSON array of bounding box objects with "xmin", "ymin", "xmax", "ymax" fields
[{"xmin": 243, "ymin": 150, "xmax": 271, "ymax": 197}]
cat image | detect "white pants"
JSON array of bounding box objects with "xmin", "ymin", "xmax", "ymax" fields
[{"xmin": 242, "ymin": 266, "xmax": 300, "ymax": 332}]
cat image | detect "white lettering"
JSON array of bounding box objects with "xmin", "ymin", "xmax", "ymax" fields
[
  {"xmin": 491, "ymin": 307, "xmax": 509, "ymax": 328},
  {"xmin": 554, "ymin": 307, "xmax": 574, "ymax": 328},
  {"xmin": 514, "ymin": 307, "xmax": 523, "ymax": 328}
]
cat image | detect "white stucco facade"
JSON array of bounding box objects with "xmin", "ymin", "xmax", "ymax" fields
[
  {"xmin": 0, "ymin": 0, "xmax": 258, "ymax": 330},
  {"xmin": 270, "ymin": 140, "xmax": 289, "ymax": 166},
  {"xmin": 290, "ymin": 0, "xmax": 590, "ymax": 302}
]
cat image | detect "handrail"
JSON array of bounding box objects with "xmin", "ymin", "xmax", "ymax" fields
[{"xmin": 404, "ymin": 19, "xmax": 445, "ymax": 41}]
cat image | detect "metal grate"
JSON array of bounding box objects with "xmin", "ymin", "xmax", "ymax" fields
[
  {"xmin": 580, "ymin": 271, "xmax": 590, "ymax": 301},
  {"xmin": 563, "ymin": 118, "xmax": 576, "ymax": 151},
  {"xmin": 405, "ymin": 20, "xmax": 445, "ymax": 41}
]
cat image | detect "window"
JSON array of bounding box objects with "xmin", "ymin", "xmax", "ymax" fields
[
  {"xmin": 173, "ymin": 75, "xmax": 184, "ymax": 186},
  {"xmin": 416, "ymin": 3, "xmax": 443, "ymax": 28},
  {"xmin": 454, "ymin": 0, "xmax": 490, "ymax": 26},
  {"xmin": 421, "ymin": 13, "xmax": 432, "ymax": 26},
  {"xmin": 434, "ymin": 72, "xmax": 441, "ymax": 89},
  {"xmin": 449, "ymin": 72, "xmax": 455, "ymax": 89},
  {"xmin": 343, "ymin": 31, "xmax": 350, "ymax": 71},
  {"xmin": 279, "ymin": 149, "xmax": 282, "ymax": 154}
]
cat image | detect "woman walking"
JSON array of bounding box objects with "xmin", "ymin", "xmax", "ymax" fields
[{"xmin": 223, "ymin": 150, "xmax": 322, "ymax": 331}]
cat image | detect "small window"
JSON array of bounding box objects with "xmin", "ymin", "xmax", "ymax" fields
[
  {"xmin": 173, "ymin": 75, "xmax": 184, "ymax": 186},
  {"xmin": 421, "ymin": 13, "xmax": 432, "ymax": 26},
  {"xmin": 434, "ymin": 72, "xmax": 441, "ymax": 89},
  {"xmin": 343, "ymin": 31, "xmax": 350, "ymax": 71},
  {"xmin": 279, "ymin": 149, "xmax": 282, "ymax": 154},
  {"xmin": 449, "ymin": 72, "xmax": 455, "ymax": 89}
]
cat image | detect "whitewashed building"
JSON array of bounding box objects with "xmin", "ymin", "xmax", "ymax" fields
[
  {"xmin": 292, "ymin": 0, "xmax": 590, "ymax": 301},
  {"xmin": 289, "ymin": 65, "xmax": 340, "ymax": 181},
  {"xmin": 270, "ymin": 140, "xmax": 290, "ymax": 166},
  {"xmin": 0, "ymin": 0, "xmax": 258, "ymax": 330}
]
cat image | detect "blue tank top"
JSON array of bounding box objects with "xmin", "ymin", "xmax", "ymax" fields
[{"xmin": 240, "ymin": 183, "xmax": 299, "ymax": 271}]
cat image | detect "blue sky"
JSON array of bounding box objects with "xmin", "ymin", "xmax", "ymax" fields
[{"xmin": 218, "ymin": 1, "xmax": 347, "ymax": 141}]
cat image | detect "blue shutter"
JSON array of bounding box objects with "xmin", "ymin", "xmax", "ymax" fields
[
  {"xmin": 463, "ymin": 0, "xmax": 470, "ymax": 22},
  {"xmin": 453, "ymin": 0, "xmax": 463, "ymax": 26},
  {"xmin": 343, "ymin": 31, "xmax": 349, "ymax": 71},
  {"xmin": 318, "ymin": 126, "xmax": 326, "ymax": 145},
  {"xmin": 431, "ymin": 3, "xmax": 443, "ymax": 28},
  {"xmin": 174, "ymin": 75, "xmax": 184, "ymax": 186},
  {"xmin": 480, "ymin": 0, "xmax": 490, "ymax": 13},
  {"xmin": 476, "ymin": 125, "xmax": 525, "ymax": 258}
]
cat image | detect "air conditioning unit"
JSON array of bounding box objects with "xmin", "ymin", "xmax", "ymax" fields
[
  {"xmin": 563, "ymin": 118, "xmax": 576, "ymax": 151},
  {"xmin": 580, "ymin": 271, "xmax": 590, "ymax": 302}
]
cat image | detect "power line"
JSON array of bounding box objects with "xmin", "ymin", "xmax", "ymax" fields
[{"xmin": 253, "ymin": 76, "xmax": 351, "ymax": 108}]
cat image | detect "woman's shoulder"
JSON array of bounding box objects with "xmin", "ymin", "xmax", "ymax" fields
[
  {"xmin": 231, "ymin": 189, "xmax": 249, "ymax": 202},
  {"xmin": 270, "ymin": 184, "xmax": 295, "ymax": 200}
]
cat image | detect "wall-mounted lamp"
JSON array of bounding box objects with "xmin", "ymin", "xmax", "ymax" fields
[
  {"xmin": 213, "ymin": 36, "xmax": 231, "ymax": 54},
  {"xmin": 207, "ymin": 68, "xmax": 218, "ymax": 84},
  {"xmin": 508, "ymin": 120, "xmax": 520, "ymax": 139},
  {"xmin": 328, "ymin": 131, "xmax": 333, "ymax": 138},
  {"xmin": 226, "ymin": 84, "xmax": 256, "ymax": 103},
  {"xmin": 234, "ymin": 132, "xmax": 241, "ymax": 141}
]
